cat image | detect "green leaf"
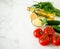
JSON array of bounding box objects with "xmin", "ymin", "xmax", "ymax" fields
[{"xmin": 32, "ymin": 2, "xmax": 60, "ymax": 17}]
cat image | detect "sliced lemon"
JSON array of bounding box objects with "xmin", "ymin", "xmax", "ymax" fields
[
  {"xmin": 30, "ymin": 13, "xmax": 37, "ymax": 20},
  {"xmin": 31, "ymin": 18, "xmax": 42, "ymax": 27},
  {"xmin": 31, "ymin": 17, "xmax": 47, "ymax": 27}
]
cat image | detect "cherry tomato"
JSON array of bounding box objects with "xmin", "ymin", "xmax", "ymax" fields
[
  {"xmin": 33, "ymin": 28, "xmax": 43, "ymax": 38},
  {"xmin": 44, "ymin": 26, "xmax": 54, "ymax": 36},
  {"xmin": 39, "ymin": 34, "xmax": 50, "ymax": 46},
  {"xmin": 52, "ymin": 34, "xmax": 60, "ymax": 46}
]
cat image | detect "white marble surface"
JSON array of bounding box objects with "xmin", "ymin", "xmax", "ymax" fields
[{"xmin": 0, "ymin": 0, "xmax": 60, "ymax": 49}]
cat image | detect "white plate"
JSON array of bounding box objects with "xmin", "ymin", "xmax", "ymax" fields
[{"xmin": 0, "ymin": 0, "xmax": 60, "ymax": 49}]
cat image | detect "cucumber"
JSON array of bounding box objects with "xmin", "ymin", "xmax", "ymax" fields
[
  {"xmin": 47, "ymin": 20, "xmax": 60, "ymax": 25},
  {"xmin": 52, "ymin": 25, "xmax": 60, "ymax": 33}
]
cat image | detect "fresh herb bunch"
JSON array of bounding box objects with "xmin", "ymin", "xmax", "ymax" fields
[{"xmin": 33, "ymin": 2, "xmax": 60, "ymax": 17}]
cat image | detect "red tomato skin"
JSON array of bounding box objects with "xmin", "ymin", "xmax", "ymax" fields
[
  {"xmin": 44, "ymin": 26, "xmax": 54, "ymax": 36},
  {"xmin": 52, "ymin": 34, "xmax": 60, "ymax": 46},
  {"xmin": 33, "ymin": 28, "xmax": 43, "ymax": 38},
  {"xmin": 39, "ymin": 34, "xmax": 50, "ymax": 46}
]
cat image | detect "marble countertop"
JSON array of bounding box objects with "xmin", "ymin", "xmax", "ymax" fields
[{"xmin": 0, "ymin": 0, "xmax": 60, "ymax": 49}]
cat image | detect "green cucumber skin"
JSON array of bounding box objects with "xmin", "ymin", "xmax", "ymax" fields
[
  {"xmin": 47, "ymin": 20, "xmax": 60, "ymax": 25},
  {"xmin": 52, "ymin": 25, "xmax": 60, "ymax": 33}
]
